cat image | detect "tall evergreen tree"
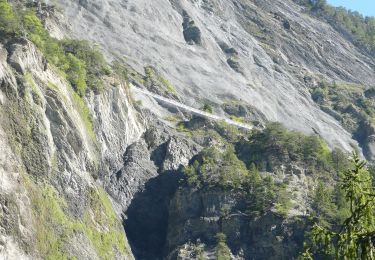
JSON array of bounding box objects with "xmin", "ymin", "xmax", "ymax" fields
[{"xmin": 302, "ymin": 153, "xmax": 375, "ymax": 259}]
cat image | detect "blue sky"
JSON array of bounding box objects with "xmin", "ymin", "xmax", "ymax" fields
[{"xmin": 327, "ymin": 0, "xmax": 375, "ymax": 17}]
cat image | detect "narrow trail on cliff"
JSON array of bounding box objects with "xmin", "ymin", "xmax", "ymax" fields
[{"xmin": 131, "ymin": 85, "xmax": 254, "ymax": 130}]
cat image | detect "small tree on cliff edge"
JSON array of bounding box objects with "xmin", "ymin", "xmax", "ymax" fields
[
  {"xmin": 310, "ymin": 0, "xmax": 327, "ymax": 10},
  {"xmin": 302, "ymin": 152, "xmax": 375, "ymax": 259}
]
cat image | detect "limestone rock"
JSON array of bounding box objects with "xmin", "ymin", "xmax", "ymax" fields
[{"xmin": 162, "ymin": 136, "xmax": 201, "ymax": 171}]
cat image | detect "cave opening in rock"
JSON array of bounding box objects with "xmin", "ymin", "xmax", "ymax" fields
[{"xmin": 124, "ymin": 171, "xmax": 183, "ymax": 259}]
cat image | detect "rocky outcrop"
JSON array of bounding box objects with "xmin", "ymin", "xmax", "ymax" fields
[
  {"xmin": 219, "ymin": 42, "xmax": 243, "ymax": 73},
  {"xmin": 107, "ymin": 140, "xmax": 158, "ymax": 212},
  {"xmin": 182, "ymin": 10, "xmax": 202, "ymax": 45},
  {"xmin": 355, "ymin": 121, "xmax": 375, "ymax": 161},
  {"xmin": 222, "ymin": 101, "xmax": 267, "ymax": 124},
  {"xmin": 87, "ymin": 84, "xmax": 143, "ymax": 179},
  {"xmin": 162, "ymin": 136, "xmax": 201, "ymax": 172},
  {"xmin": 109, "ymin": 113, "xmax": 201, "ymax": 192},
  {"xmin": 166, "ymin": 187, "xmax": 306, "ymax": 259},
  {"xmin": 105, "ymin": 114, "xmax": 202, "ymax": 259},
  {"xmin": 0, "ymin": 39, "xmax": 140, "ymax": 259}
]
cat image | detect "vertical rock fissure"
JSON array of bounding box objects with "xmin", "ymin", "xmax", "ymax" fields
[{"xmin": 124, "ymin": 170, "xmax": 183, "ymax": 259}]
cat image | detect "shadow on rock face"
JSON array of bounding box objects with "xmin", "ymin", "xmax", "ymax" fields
[{"xmin": 124, "ymin": 170, "xmax": 184, "ymax": 260}]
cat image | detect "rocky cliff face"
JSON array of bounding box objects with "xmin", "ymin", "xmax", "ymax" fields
[
  {"xmin": 166, "ymin": 187, "xmax": 306, "ymax": 260},
  {"xmin": 0, "ymin": 34, "xmax": 201, "ymax": 258},
  {"xmin": 1, "ymin": 0, "xmax": 374, "ymax": 259},
  {"xmin": 45, "ymin": 0, "xmax": 374, "ymax": 157},
  {"xmin": 0, "ymin": 38, "xmax": 141, "ymax": 259}
]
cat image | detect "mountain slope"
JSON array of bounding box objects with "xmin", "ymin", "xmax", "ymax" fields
[
  {"xmin": 1, "ymin": 0, "xmax": 375, "ymax": 259},
  {"xmin": 46, "ymin": 0, "xmax": 375, "ymax": 155},
  {"xmin": 0, "ymin": 30, "xmax": 141, "ymax": 260}
]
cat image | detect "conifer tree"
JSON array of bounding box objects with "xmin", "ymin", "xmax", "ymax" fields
[{"xmin": 303, "ymin": 153, "xmax": 375, "ymax": 259}]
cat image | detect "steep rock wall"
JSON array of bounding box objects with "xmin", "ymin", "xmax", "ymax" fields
[
  {"xmin": 0, "ymin": 38, "xmax": 142, "ymax": 259},
  {"xmin": 45, "ymin": 0, "xmax": 375, "ymax": 155}
]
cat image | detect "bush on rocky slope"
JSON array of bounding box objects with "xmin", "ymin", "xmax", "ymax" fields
[
  {"xmin": 236, "ymin": 122, "xmax": 339, "ymax": 173},
  {"xmin": 173, "ymin": 119, "xmax": 358, "ymax": 258},
  {"xmin": 309, "ymin": 80, "xmax": 375, "ymax": 159},
  {"xmin": 181, "ymin": 119, "xmax": 353, "ymax": 218},
  {"xmin": 310, "ymin": 81, "xmax": 374, "ymax": 131},
  {"xmin": 0, "ymin": 0, "xmax": 19, "ymax": 37},
  {"xmin": 1, "ymin": 3, "xmax": 108, "ymax": 96},
  {"xmin": 183, "ymin": 145, "xmax": 249, "ymax": 190},
  {"xmin": 182, "ymin": 123, "xmax": 308, "ymax": 217},
  {"xmin": 215, "ymin": 233, "xmax": 232, "ymax": 260},
  {"xmin": 62, "ymin": 39, "xmax": 110, "ymax": 93}
]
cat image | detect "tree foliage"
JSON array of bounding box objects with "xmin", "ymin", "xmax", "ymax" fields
[
  {"xmin": 183, "ymin": 146, "xmax": 249, "ymax": 190},
  {"xmin": 311, "ymin": 181, "xmax": 337, "ymax": 227},
  {"xmin": 215, "ymin": 233, "xmax": 232, "ymax": 260},
  {"xmin": 0, "ymin": 2, "xmax": 111, "ymax": 96},
  {"xmin": 244, "ymin": 164, "xmax": 278, "ymax": 217},
  {"xmin": 303, "ymin": 153, "xmax": 375, "ymax": 259},
  {"xmin": 66, "ymin": 53, "xmax": 87, "ymax": 96},
  {"xmin": 294, "ymin": 0, "xmax": 375, "ymax": 49},
  {"xmin": 0, "ymin": 0, "xmax": 19, "ymax": 36},
  {"xmin": 62, "ymin": 39, "xmax": 109, "ymax": 92},
  {"xmin": 182, "ymin": 145, "xmax": 292, "ymax": 217},
  {"xmin": 236, "ymin": 122, "xmax": 337, "ymax": 173}
]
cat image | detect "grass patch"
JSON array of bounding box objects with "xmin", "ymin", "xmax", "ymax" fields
[
  {"xmin": 144, "ymin": 66, "xmax": 177, "ymax": 95},
  {"xmin": 164, "ymin": 115, "xmax": 182, "ymax": 123},
  {"xmin": 71, "ymin": 91, "xmax": 96, "ymax": 142},
  {"xmin": 159, "ymin": 76, "xmax": 176, "ymax": 94},
  {"xmin": 25, "ymin": 177, "xmax": 132, "ymax": 260},
  {"xmin": 230, "ymin": 115, "xmax": 246, "ymax": 123},
  {"xmin": 176, "ymin": 121, "xmax": 192, "ymax": 137},
  {"xmin": 83, "ymin": 187, "xmax": 131, "ymax": 259}
]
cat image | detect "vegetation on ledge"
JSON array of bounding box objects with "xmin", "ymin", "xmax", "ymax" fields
[
  {"xmin": 0, "ymin": 0, "xmax": 109, "ymax": 96},
  {"xmin": 310, "ymin": 81, "xmax": 375, "ymax": 132},
  {"xmin": 294, "ymin": 0, "xmax": 375, "ymax": 51},
  {"xmin": 25, "ymin": 178, "xmax": 132, "ymax": 260},
  {"xmin": 236, "ymin": 122, "xmax": 349, "ymax": 174}
]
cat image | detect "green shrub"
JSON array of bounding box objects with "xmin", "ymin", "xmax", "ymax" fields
[
  {"xmin": 236, "ymin": 122, "xmax": 337, "ymax": 172},
  {"xmin": 311, "ymin": 181, "xmax": 337, "ymax": 227},
  {"xmin": 215, "ymin": 121, "xmax": 241, "ymax": 142},
  {"xmin": 62, "ymin": 40, "xmax": 107, "ymax": 92},
  {"xmin": 182, "ymin": 146, "xmax": 291, "ymax": 217},
  {"xmin": 230, "ymin": 115, "xmax": 246, "ymax": 123},
  {"xmin": 244, "ymin": 165, "xmax": 277, "ymax": 217},
  {"xmin": 311, "ymin": 88, "xmax": 328, "ymax": 103},
  {"xmin": 294, "ymin": 0, "xmax": 375, "ymax": 49},
  {"xmin": 215, "ymin": 233, "xmax": 231, "ymax": 260},
  {"xmin": 302, "ymin": 153, "xmax": 375, "ymax": 259},
  {"xmin": 202, "ymin": 103, "xmax": 213, "ymax": 113},
  {"xmin": 12, "ymin": 9, "xmax": 108, "ymax": 96},
  {"xmin": 183, "ymin": 146, "xmax": 248, "ymax": 189},
  {"xmin": 66, "ymin": 53, "xmax": 87, "ymax": 96},
  {"xmin": 23, "ymin": 13, "xmax": 44, "ymax": 35},
  {"xmin": 25, "ymin": 178, "xmax": 131, "ymax": 260},
  {"xmin": 0, "ymin": 0, "xmax": 19, "ymax": 36},
  {"xmin": 112, "ymin": 61, "xmax": 129, "ymax": 83}
]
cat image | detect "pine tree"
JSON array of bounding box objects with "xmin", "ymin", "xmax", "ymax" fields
[{"xmin": 303, "ymin": 153, "xmax": 375, "ymax": 259}]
